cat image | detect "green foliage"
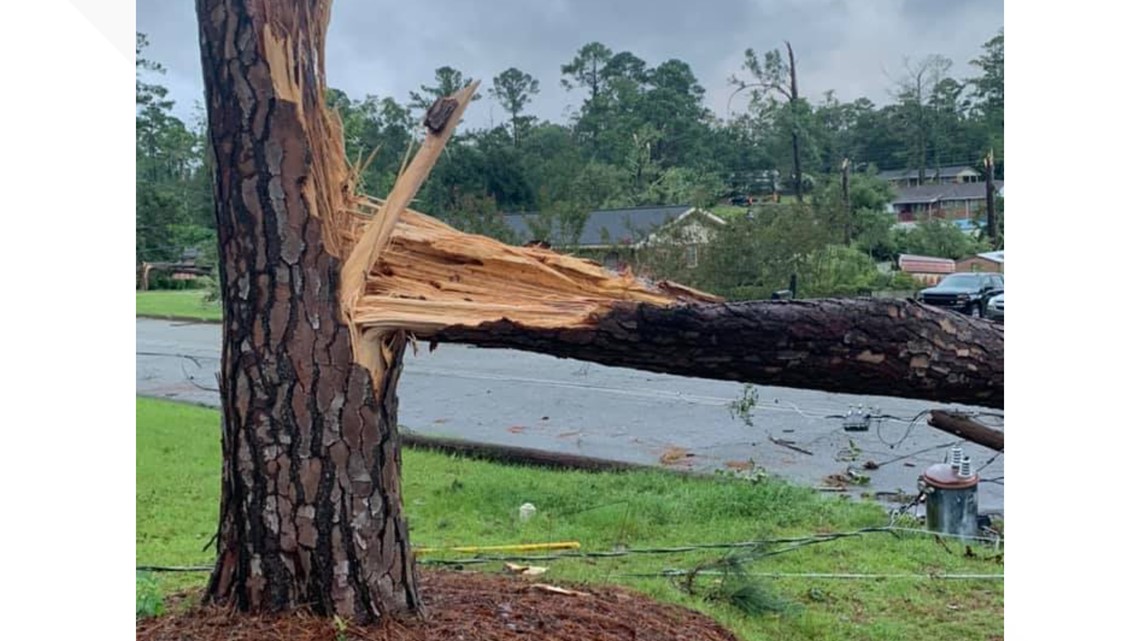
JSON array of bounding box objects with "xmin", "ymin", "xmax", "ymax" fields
[
  {"xmin": 885, "ymin": 270, "xmax": 919, "ymax": 292},
  {"xmin": 728, "ymin": 384, "xmax": 761, "ymax": 427},
  {"xmin": 136, "ymin": 572, "xmax": 164, "ymax": 618},
  {"xmin": 798, "ymin": 245, "xmax": 885, "ymax": 298},
  {"xmin": 969, "ymin": 30, "xmax": 1004, "ymax": 160},
  {"xmin": 689, "ymin": 555, "xmax": 796, "ymax": 616},
  {"xmin": 445, "ymin": 192, "xmax": 518, "ymax": 243},
  {"xmin": 491, "ymin": 67, "xmax": 540, "ymax": 145},
  {"xmin": 637, "ymin": 204, "xmax": 826, "ymax": 300},
  {"xmin": 408, "ymin": 66, "xmax": 481, "ymax": 111},
  {"xmin": 138, "ymin": 29, "xmax": 1003, "ymax": 309},
  {"xmin": 894, "ymin": 218, "xmax": 990, "ymax": 260},
  {"xmin": 136, "ymin": 33, "xmax": 215, "ymax": 272},
  {"xmin": 326, "ymin": 89, "xmax": 414, "ymax": 196}
]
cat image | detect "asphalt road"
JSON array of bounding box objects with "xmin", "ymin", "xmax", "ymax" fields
[{"xmin": 137, "ymin": 319, "xmax": 1004, "ymax": 514}]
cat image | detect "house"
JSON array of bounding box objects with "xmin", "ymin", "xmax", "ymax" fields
[
  {"xmin": 502, "ymin": 205, "xmax": 726, "ymax": 269},
  {"xmin": 877, "ymin": 164, "xmax": 982, "ymax": 189},
  {"xmin": 956, "ymin": 250, "xmax": 1004, "ymax": 274},
  {"xmin": 890, "ymin": 181, "xmax": 1004, "ymax": 223},
  {"xmin": 137, "ymin": 247, "xmax": 212, "ymax": 290},
  {"xmin": 898, "ymin": 253, "xmax": 956, "ymax": 286},
  {"xmin": 170, "ymin": 248, "xmax": 205, "ymax": 280}
]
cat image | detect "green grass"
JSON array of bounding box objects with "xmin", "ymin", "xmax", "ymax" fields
[
  {"xmin": 136, "ymin": 290, "xmax": 221, "ymax": 322},
  {"xmin": 710, "ymin": 204, "xmax": 750, "ymax": 220},
  {"xmin": 137, "ymin": 398, "xmax": 1003, "ymax": 640}
]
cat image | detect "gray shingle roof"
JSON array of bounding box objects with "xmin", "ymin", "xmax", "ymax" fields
[
  {"xmin": 891, "ymin": 181, "xmax": 1003, "ymax": 205},
  {"xmin": 877, "ymin": 165, "xmax": 981, "ymax": 181},
  {"xmin": 502, "ymin": 205, "xmax": 696, "ymax": 247}
]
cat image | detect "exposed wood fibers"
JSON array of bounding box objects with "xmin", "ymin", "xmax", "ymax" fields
[
  {"xmin": 341, "ymin": 202, "xmax": 718, "ymax": 335},
  {"xmin": 265, "ymin": 33, "xmax": 718, "ymax": 389}
]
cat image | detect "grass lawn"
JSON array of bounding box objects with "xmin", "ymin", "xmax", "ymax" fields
[
  {"xmin": 136, "ymin": 290, "xmax": 222, "ymax": 322},
  {"xmin": 710, "ymin": 204, "xmax": 750, "ymax": 220},
  {"xmin": 137, "ymin": 397, "xmax": 1003, "ymax": 640}
]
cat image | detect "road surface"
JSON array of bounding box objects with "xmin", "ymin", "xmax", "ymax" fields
[{"xmin": 137, "ymin": 319, "xmax": 1004, "ymax": 514}]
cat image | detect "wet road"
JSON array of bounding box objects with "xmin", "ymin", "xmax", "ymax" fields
[{"xmin": 137, "ymin": 319, "xmax": 1004, "ymax": 514}]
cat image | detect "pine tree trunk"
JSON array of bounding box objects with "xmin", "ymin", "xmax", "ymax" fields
[
  {"xmin": 432, "ymin": 299, "xmax": 1003, "ymax": 409},
  {"xmin": 197, "ymin": 0, "xmax": 420, "ymax": 621},
  {"xmin": 193, "ymin": 0, "xmax": 1004, "ymax": 626}
]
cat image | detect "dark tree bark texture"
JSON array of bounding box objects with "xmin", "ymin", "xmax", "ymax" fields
[
  {"xmin": 928, "ymin": 410, "xmax": 1004, "ymax": 451},
  {"xmin": 192, "ymin": 0, "xmax": 1004, "ymax": 627},
  {"xmin": 433, "ymin": 299, "xmax": 1004, "ymax": 409},
  {"xmin": 197, "ymin": 0, "xmax": 420, "ymax": 622}
]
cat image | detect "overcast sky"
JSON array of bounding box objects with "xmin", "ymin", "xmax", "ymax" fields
[{"xmin": 137, "ymin": 0, "xmax": 1002, "ymax": 128}]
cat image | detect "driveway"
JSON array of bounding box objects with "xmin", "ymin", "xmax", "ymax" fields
[{"xmin": 137, "ymin": 319, "xmax": 1004, "ymax": 514}]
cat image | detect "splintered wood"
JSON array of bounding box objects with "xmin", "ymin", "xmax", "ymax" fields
[
  {"xmin": 341, "ymin": 201, "xmax": 716, "ymax": 334},
  {"xmin": 321, "ymin": 82, "xmax": 717, "ymax": 380}
]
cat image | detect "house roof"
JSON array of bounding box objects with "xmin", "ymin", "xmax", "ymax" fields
[
  {"xmin": 891, "ymin": 181, "xmax": 1004, "ymax": 205},
  {"xmin": 877, "ymin": 165, "xmax": 981, "ymax": 181},
  {"xmin": 898, "ymin": 254, "xmax": 956, "ymax": 274},
  {"xmin": 976, "ymin": 250, "xmax": 1004, "ymax": 263},
  {"xmin": 502, "ymin": 205, "xmax": 709, "ymax": 247}
]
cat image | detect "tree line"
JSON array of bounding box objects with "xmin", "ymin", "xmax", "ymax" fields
[{"xmin": 136, "ymin": 30, "xmax": 1003, "ymax": 295}]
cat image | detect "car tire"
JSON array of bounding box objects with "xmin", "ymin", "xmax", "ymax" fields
[{"xmin": 970, "ymin": 304, "xmax": 981, "ymax": 318}]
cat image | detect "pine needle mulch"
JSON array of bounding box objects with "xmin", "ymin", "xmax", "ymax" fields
[{"xmin": 137, "ymin": 569, "xmax": 739, "ymax": 641}]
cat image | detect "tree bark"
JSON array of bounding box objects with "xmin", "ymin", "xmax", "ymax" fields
[
  {"xmin": 197, "ymin": 0, "xmax": 419, "ymax": 621},
  {"xmin": 927, "ymin": 410, "xmax": 1004, "ymax": 451},
  {"xmin": 432, "ymin": 299, "xmax": 1004, "ymax": 409}
]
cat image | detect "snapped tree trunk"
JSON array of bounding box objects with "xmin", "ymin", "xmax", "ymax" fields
[
  {"xmin": 195, "ymin": 0, "xmax": 1005, "ymax": 626},
  {"xmin": 985, "ymin": 150, "xmax": 997, "ymax": 241},
  {"xmin": 198, "ymin": 0, "xmax": 420, "ymax": 621},
  {"xmin": 430, "ymin": 299, "xmax": 1004, "ymax": 409}
]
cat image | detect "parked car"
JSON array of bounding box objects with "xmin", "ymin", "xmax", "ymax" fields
[
  {"xmin": 986, "ymin": 292, "xmax": 1004, "ymax": 322},
  {"xmin": 916, "ymin": 272, "xmax": 1003, "ymax": 318}
]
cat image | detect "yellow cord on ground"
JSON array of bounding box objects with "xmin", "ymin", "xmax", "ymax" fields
[{"xmin": 415, "ymin": 541, "xmax": 581, "ymax": 556}]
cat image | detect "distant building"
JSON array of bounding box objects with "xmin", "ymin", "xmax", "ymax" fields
[
  {"xmin": 501, "ymin": 205, "xmax": 726, "ymax": 270},
  {"xmin": 898, "ymin": 254, "xmax": 956, "ymax": 286},
  {"xmin": 877, "ymin": 164, "xmax": 983, "ymax": 189},
  {"xmin": 956, "ymin": 250, "xmax": 1004, "ymax": 274},
  {"xmin": 890, "ymin": 181, "xmax": 1004, "ymax": 223}
]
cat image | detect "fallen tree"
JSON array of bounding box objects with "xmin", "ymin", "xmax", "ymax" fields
[
  {"xmin": 927, "ymin": 410, "xmax": 1004, "ymax": 451},
  {"xmin": 430, "ymin": 298, "xmax": 1002, "ymax": 408},
  {"xmin": 196, "ymin": 0, "xmax": 1003, "ymax": 624}
]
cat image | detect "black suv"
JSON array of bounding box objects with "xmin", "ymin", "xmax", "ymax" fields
[{"xmin": 916, "ymin": 272, "xmax": 1003, "ymax": 318}]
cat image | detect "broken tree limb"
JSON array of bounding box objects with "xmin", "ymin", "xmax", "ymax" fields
[
  {"xmin": 428, "ymin": 299, "xmax": 1004, "ymax": 409},
  {"xmin": 401, "ymin": 432, "xmax": 661, "ymax": 473},
  {"xmin": 329, "ymin": 200, "xmax": 1002, "ymax": 410},
  {"xmin": 927, "ymin": 410, "xmax": 1004, "ymax": 451},
  {"xmin": 340, "ymin": 83, "xmax": 480, "ymax": 318}
]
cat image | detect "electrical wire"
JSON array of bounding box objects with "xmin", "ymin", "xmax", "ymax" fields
[
  {"xmin": 625, "ymin": 570, "xmax": 1004, "ymax": 580},
  {"xmin": 975, "ymin": 450, "xmax": 1003, "ymax": 473},
  {"xmin": 876, "ymin": 409, "xmax": 931, "ymax": 449},
  {"xmin": 138, "ymin": 523, "xmax": 1003, "ymax": 574}
]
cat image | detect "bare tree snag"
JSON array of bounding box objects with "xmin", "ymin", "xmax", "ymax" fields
[
  {"xmin": 786, "ymin": 41, "xmax": 804, "ymax": 202},
  {"xmin": 985, "ymin": 149, "xmax": 997, "ymax": 241},
  {"xmin": 928, "ymin": 410, "xmax": 1004, "ymax": 451},
  {"xmin": 197, "ymin": 0, "xmax": 1003, "ymax": 625}
]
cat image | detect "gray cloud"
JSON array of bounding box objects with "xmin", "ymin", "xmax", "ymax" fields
[{"xmin": 138, "ymin": 0, "xmax": 1002, "ymax": 127}]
